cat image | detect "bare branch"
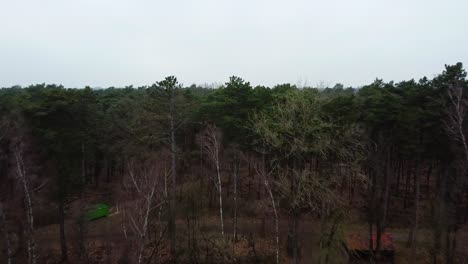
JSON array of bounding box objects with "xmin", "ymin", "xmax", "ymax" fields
[
  {"xmin": 123, "ymin": 157, "xmax": 163, "ymax": 264},
  {"xmin": 444, "ymin": 81, "xmax": 468, "ymax": 161}
]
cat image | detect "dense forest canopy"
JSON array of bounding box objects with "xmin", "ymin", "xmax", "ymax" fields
[{"xmin": 0, "ymin": 63, "xmax": 468, "ymax": 264}]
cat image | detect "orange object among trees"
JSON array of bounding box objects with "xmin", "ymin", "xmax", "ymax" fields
[{"xmin": 345, "ymin": 232, "xmax": 395, "ymax": 261}]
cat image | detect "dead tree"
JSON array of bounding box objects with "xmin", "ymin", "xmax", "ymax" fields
[
  {"xmin": 124, "ymin": 160, "xmax": 162, "ymax": 264},
  {"xmin": 14, "ymin": 144, "xmax": 36, "ymax": 264},
  {"xmin": 198, "ymin": 124, "xmax": 225, "ymax": 240}
]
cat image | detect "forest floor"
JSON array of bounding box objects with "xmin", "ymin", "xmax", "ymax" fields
[{"xmin": 32, "ymin": 210, "xmax": 468, "ymax": 263}]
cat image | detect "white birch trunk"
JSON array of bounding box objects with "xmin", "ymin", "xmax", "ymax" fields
[
  {"xmin": 14, "ymin": 146, "xmax": 36, "ymax": 264},
  {"xmin": 265, "ymin": 180, "xmax": 280, "ymax": 264},
  {"xmin": 127, "ymin": 162, "xmax": 160, "ymax": 264},
  {"xmin": 215, "ymin": 155, "xmax": 224, "ymax": 240},
  {"xmin": 211, "ymin": 131, "xmax": 224, "ymax": 240},
  {"xmin": 447, "ymin": 84, "xmax": 468, "ymax": 161},
  {"xmin": 257, "ymin": 162, "xmax": 280, "ymax": 264},
  {"xmin": 199, "ymin": 125, "xmax": 225, "ymax": 240},
  {"xmin": 137, "ymin": 193, "xmax": 154, "ymax": 264}
]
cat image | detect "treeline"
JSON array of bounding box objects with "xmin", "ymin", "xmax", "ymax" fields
[{"xmin": 0, "ymin": 63, "xmax": 467, "ymax": 263}]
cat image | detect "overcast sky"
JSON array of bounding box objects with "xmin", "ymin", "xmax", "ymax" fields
[{"xmin": 1, "ymin": 0, "xmax": 467, "ymax": 88}]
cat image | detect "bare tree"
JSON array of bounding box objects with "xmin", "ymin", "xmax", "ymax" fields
[
  {"xmin": 198, "ymin": 124, "xmax": 225, "ymax": 240},
  {"xmin": 14, "ymin": 143, "xmax": 36, "ymax": 264},
  {"xmin": 255, "ymin": 163, "xmax": 280, "ymax": 264},
  {"xmin": 440, "ymin": 81, "xmax": 468, "ymax": 263},
  {"xmin": 445, "ymin": 81, "xmax": 468, "ymax": 161},
  {"xmin": 123, "ymin": 160, "xmax": 162, "ymax": 264}
]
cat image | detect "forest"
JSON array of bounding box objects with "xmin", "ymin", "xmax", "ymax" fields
[{"xmin": 0, "ymin": 63, "xmax": 467, "ymax": 264}]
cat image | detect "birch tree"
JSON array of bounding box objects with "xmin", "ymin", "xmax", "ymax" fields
[
  {"xmin": 441, "ymin": 78, "xmax": 468, "ymax": 263},
  {"xmin": 124, "ymin": 160, "xmax": 162, "ymax": 264},
  {"xmin": 255, "ymin": 163, "xmax": 280, "ymax": 264},
  {"xmin": 14, "ymin": 143, "xmax": 36, "ymax": 264},
  {"xmin": 198, "ymin": 124, "xmax": 225, "ymax": 240},
  {"xmin": 444, "ymin": 80, "xmax": 468, "ymax": 162}
]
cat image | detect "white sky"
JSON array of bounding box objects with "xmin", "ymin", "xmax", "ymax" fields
[{"xmin": 1, "ymin": 0, "xmax": 467, "ymax": 88}]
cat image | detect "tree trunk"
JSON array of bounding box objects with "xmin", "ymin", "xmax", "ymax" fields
[
  {"xmin": 79, "ymin": 144, "xmax": 88, "ymax": 263},
  {"xmin": 169, "ymin": 91, "xmax": 177, "ymax": 259},
  {"xmin": 451, "ymin": 231, "xmax": 457, "ymax": 264},
  {"xmin": 426, "ymin": 163, "xmax": 433, "ymax": 194},
  {"xmin": 78, "ymin": 201, "xmax": 88, "ymax": 263},
  {"xmin": 59, "ymin": 200, "xmax": 68, "ymax": 262},
  {"xmin": 404, "ymin": 163, "xmax": 411, "ymax": 209},
  {"xmin": 445, "ymin": 230, "xmax": 451, "ymax": 264},
  {"xmin": 396, "ymin": 161, "xmax": 401, "ymax": 192},
  {"xmin": 292, "ymin": 210, "xmax": 299, "ymax": 264},
  {"xmin": 215, "ymin": 159, "xmax": 224, "ymax": 240},
  {"xmin": 247, "ymin": 158, "xmax": 252, "ymax": 199},
  {"xmin": 433, "ymin": 167, "xmax": 446, "ymax": 264},
  {"xmin": 15, "ymin": 147, "xmax": 36, "ymax": 264},
  {"xmin": 376, "ymin": 215, "xmax": 382, "ymax": 257},
  {"xmin": 0, "ymin": 202, "xmax": 13, "ymax": 264},
  {"xmin": 200, "ymin": 125, "xmax": 224, "ymax": 240},
  {"xmin": 408, "ymin": 161, "xmax": 420, "ymax": 249},
  {"xmin": 137, "ymin": 195, "xmax": 152, "ymax": 264},
  {"xmin": 81, "ymin": 141, "xmax": 86, "ymax": 185},
  {"xmin": 368, "ymin": 221, "xmax": 373, "ymax": 252},
  {"xmin": 160, "ymin": 169, "xmax": 168, "ymax": 240},
  {"xmin": 382, "ymin": 153, "xmax": 392, "ymax": 230},
  {"xmin": 233, "ymin": 161, "xmax": 238, "ymax": 242},
  {"xmin": 274, "ymin": 204, "xmax": 280, "ymax": 264},
  {"xmin": 264, "ymin": 180, "xmax": 279, "ymax": 264},
  {"xmin": 367, "ymin": 169, "xmax": 374, "ymax": 254}
]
